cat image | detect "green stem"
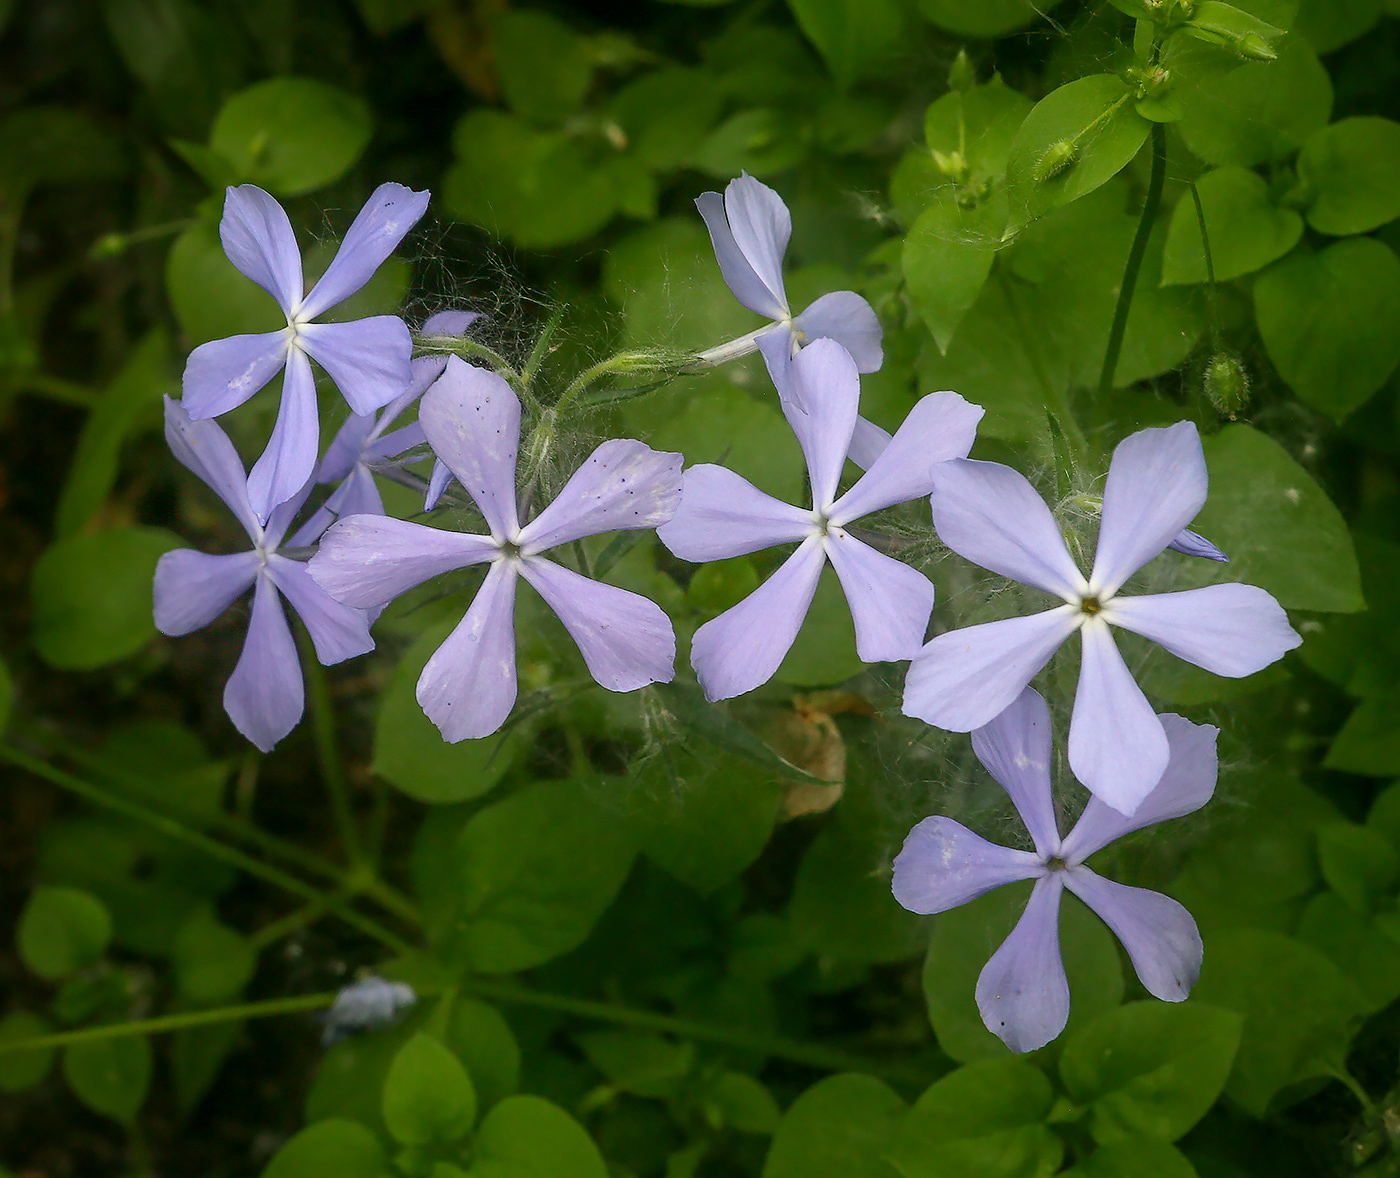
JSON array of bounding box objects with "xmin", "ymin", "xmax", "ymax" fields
[
  {"xmin": 248, "ymin": 901, "xmax": 328, "ymax": 951},
  {"xmin": 1189, "ymin": 180, "xmax": 1221, "ymax": 349},
  {"xmin": 299, "ymin": 634, "xmax": 364, "ymax": 868},
  {"xmin": 520, "ymin": 305, "xmax": 565, "ymax": 393},
  {"xmin": 1099, "ymin": 121, "xmax": 1167, "ymax": 397}
]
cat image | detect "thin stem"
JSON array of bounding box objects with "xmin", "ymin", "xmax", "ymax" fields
[
  {"xmin": 248, "ymin": 901, "xmax": 327, "ymax": 951},
  {"xmin": 1099, "ymin": 121, "xmax": 1167, "ymax": 397},
  {"xmin": 520, "ymin": 305, "xmax": 565, "ymax": 392},
  {"xmin": 1189, "ymin": 180, "xmax": 1221, "ymax": 349},
  {"xmin": 298, "ymin": 633, "xmax": 364, "ymax": 868},
  {"xmin": 11, "ymin": 373, "xmax": 99, "ymax": 408}
]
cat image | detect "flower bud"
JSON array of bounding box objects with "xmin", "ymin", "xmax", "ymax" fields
[
  {"xmin": 1033, "ymin": 140, "xmax": 1079, "ymax": 183},
  {"xmin": 948, "ymin": 49, "xmax": 975, "ymax": 94},
  {"xmin": 1204, "ymin": 350, "xmax": 1250, "ymax": 418},
  {"xmin": 1233, "ymin": 31, "xmax": 1277, "ymax": 60}
]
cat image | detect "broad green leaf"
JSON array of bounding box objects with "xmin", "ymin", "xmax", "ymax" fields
[
  {"xmin": 888, "ymin": 1059, "xmax": 1061, "ymax": 1178},
  {"xmin": 447, "ymin": 999, "xmax": 520, "ymax": 1113},
  {"xmin": 263, "ymin": 1118, "xmax": 388, "ymax": 1178},
  {"xmin": 576, "ymin": 1030, "xmax": 694, "ymax": 1098},
  {"xmin": 1161, "ymin": 167, "xmax": 1302, "ymax": 285},
  {"xmin": 903, "ymin": 198, "xmax": 1001, "ymax": 353},
  {"xmin": 0, "ymin": 1012, "xmax": 55, "ymax": 1093},
  {"xmin": 1254, "ymin": 237, "xmax": 1400, "ymax": 419},
  {"xmin": 1058, "ymin": 1002, "xmax": 1242, "ymax": 1143},
  {"xmin": 706, "ymin": 1070, "xmax": 780, "ymax": 1134},
  {"xmin": 1326, "ymin": 688, "xmax": 1400, "ymax": 775},
  {"xmin": 777, "ymin": 565, "xmax": 864, "ymax": 687},
  {"xmin": 31, "ymin": 526, "xmax": 180, "ymax": 669},
  {"xmin": 1293, "ymin": 0, "xmax": 1381, "ymax": 51},
  {"xmin": 64, "ymin": 1036, "xmax": 152, "ymax": 1125},
  {"xmin": 915, "ymin": 0, "xmax": 1069, "ymax": 36},
  {"xmin": 383, "ymin": 1031, "xmax": 477, "ymax": 1145},
  {"xmin": 86, "ymin": 719, "xmax": 228, "ymax": 824},
  {"xmin": 491, "ymin": 10, "xmax": 593, "ymax": 125},
  {"xmin": 1297, "ymin": 116, "xmax": 1400, "ymax": 236},
  {"xmin": 167, "ymin": 218, "xmax": 283, "ymax": 346},
  {"xmin": 925, "ymin": 79, "xmax": 1034, "ymax": 181},
  {"xmin": 1316, "ymin": 822, "xmax": 1400, "ymax": 912},
  {"xmin": 210, "ymin": 77, "xmax": 371, "ymax": 196},
  {"xmin": 17, "ymin": 886, "xmax": 111, "ymax": 980},
  {"xmin": 171, "ymin": 1019, "xmax": 242, "ymax": 1115},
  {"xmin": 1296, "ymin": 892, "xmax": 1400, "ymax": 1011},
  {"xmin": 1370, "ymin": 780, "xmax": 1400, "ymax": 846},
  {"xmin": 1005, "ymin": 75, "xmax": 1151, "ymax": 232},
  {"xmin": 470, "ymin": 1094, "xmax": 608, "ymax": 1178},
  {"xmin": 607, "ymin": 68, "xmax": 724, "ymax": 171},
  {"xmin": 307, "ymin": 1020, "xmax": 413, "ymax": 1134},
  {"xmin": 173, "ymin": 907, "xmax": 256, "ymax": 1003},
  {"xmin": 693, "ymin": 108, "xmax": 808, "ymax": 179},
  {"xmin": 763, "ymin": 1072, "xmax": 906, "ymax": 1178},
  {"xmin": 786, "ymin": 0, "xmax": 903, "ymax": 89},
  {"xmin": 1061, "ymin": 1137, "xmax": 1198, "ymax": 1178}
]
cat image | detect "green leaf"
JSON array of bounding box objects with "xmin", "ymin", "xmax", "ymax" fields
[
  {"xmin": 888, "ymin": 1059, "xmax": 1061, "ymax": 1178},
  {"xmin": 1297, "ymin": 116, "xmax": 1400, "ymax": 236},
  {"xmin": 607, "ymin": 68, "xmax": 724, "ymax": 171},
  {"xmin": 1058, "ymin": 1002, "xmax": 1242, "ymax": 1143},
  {"xmin": 469, "ymin": 1094, "xmax": 607, "ymax": 1178},
  {"xmin": 17, "ymin": 886, "xmax": 112, "ymax": 980},
  {"xmin": 0, "ymin": 106, "xmax": 126, "ymax": 200},
  {"xmin": 706, "ymin": 1071, "xmax": 780, "ymax": 1134},
  {"xmin": 63, "ymin": 1036, "xmax": 152, "ymax": 1125},
  {"xmin": 490, "ymin": 10, "xmax": 593, "ymax": 125},
  {"xmin": 166, "ymin": 219, "xmax": 283, "ymax": 346},
  {"xmin": 210, "ymin": 77, "xmax": 371, "ymax": 196},
  {"xmin": 1254, "ymin": 237, "xmax": 1400, "ymax": 419},
  {"xmin": 446, "ymin": 999, "xmax": 520, "ymax": 1113},
  {"xmin": 763, "ymin": 1072, "xmax": 907, "ymax": 1178},
  {"xmin": 0, "ymin": 1011, "xmax": 55, "ymax": 1093},
  {"xmin": 776, "ymin": 565, "xmax": 864, "ymax": 687},
  {"xmin": 263, "ymin": 1118, "xmax": 389, "ymax": 1178},
  {"xmin": 576, "ymin": 1030, "xmax": 694, "ymax": 1098},
  {"xmin": 925, "ymin": 79, "xmax": 1034, "ymax": 181},
  {"xmin": 1326, "ymin": 688, "xmax": 1400, "ymax": 775},
  {"xmin": 382, "ymin": 1031, "xmax": 477, "ymax": 1145},
  {"xmin": 693, "ymin": 108, "xmax": 808, "ymax": 179},
  {"xmin": 30, "ymin": 525, "xmax": 180, "ymax": 670},
  {"xmin": 171, "ymin": 1019, "xmax": 242, "ymax": 1115},
  {"xmin": 1296, "ymin": 892, "xmax": 1400, "ymax": 1011},
  {"xmin": 307, "ymin": 1020, "xmax": 413, "ymax": 1135},
  {"xmin": 1061, "ymin": 1137, "xmax": 1199, "ymax": 1178},
  {"xmin": 1316, "ymin": 822, "xmax": 1400, "ymax": 912},
  {"xmin": 914, "ymin": 0, "xmax": 1070, "ymax": 36},
  {"xmin": 903, "ymin": 198, "xmax": 1001, "ymax": 353},
  {"xmin": 1005, "ymin": 75, "xmax": 1151, "ymax": 232},
  {"xmin": 786, "ymin": 0, "xmax": 903, "ymax": 89},
  {"xmin": 1293, "ymin": 0, "xmax": 1382, "ymax": 51},
  {"xmin": 1161, "ymin": 167, "xmax": 1302, "ymax": 285},
  {"xmin": 173, "ymin": 907, "xmax": 256, "ymax": 1003}
]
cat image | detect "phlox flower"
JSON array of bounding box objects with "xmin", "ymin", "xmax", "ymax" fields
[
  {"xmin": 658, "ymin": 338, "xmax": 982, "ymax": 701},
  {"xmin": 322, "ymin": 976, "xmax": 417, "ymax": 1046},
  {"xmin": 309, "ymin": 357, "xmax": 682, "ymax": 741},
  {"xmin": 153, "ymin": 399, "xmax": 374, "ymax": 753},
  {"xmin": 415, "ymin": 309, "xmax": 487, "ymax": 511},
  {"xmin": 182, "ymin": 183, "xmax": 430, "ymax": 523},
  {"xmin": 893, "ymin": 687, "xmax": 1215, "ymax": 1053},
  {"xmin": 902, "ymin": 420, "xmax": 1300, "ymax": 815}
]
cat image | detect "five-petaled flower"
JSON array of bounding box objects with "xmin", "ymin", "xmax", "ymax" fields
[
  {"xmin": 309, "ymin": 357, "xmax": 682, "ymax": 741},
  {"xmin": 902, "ymin": 420, "xmax": 1300, "ymax": 815},
  {"xmin": 893, "ymin": 687, "xmax": 1216, "ymax": 1053}
]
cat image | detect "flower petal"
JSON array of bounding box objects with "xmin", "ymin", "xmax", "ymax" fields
[
  {"xmin": 224, "ymin": 574, "xmax": 303, "ymax": 753},
  {"xmin": 1069, "ymin": 618, "xmax": 1169, "ymax": 817},
  {"xmin": 246, "ymin": 348, "xmax": 320, "ymax": 525},
  {"xmin": 847, "ymin": 417, "xmax": 891, "ymax": 469},
  {"xmin": 696, "ymin": 192, "xmax": 788, "ymax": 320},
  {"xmin": 418, "ymin": 356, "xmax": 521, "ymax": 540},
  {"xmin": 299, "ymin": 183, "xmax": 431, "ymax": 320},
  {"xmin": 892, "ymin": 817, "xmax": 1043, "ymax": 915},
  {"xmin": 779, "ymin": 338, "xmax": 860, "ymax": 511},
  {"xmin": 519, "ymin": 557, "xmax": 676, "ymax": 690},
  {"xmin": 824, "ymin": 530, "xmax": 933, "ymax": 662},
  {"xmin": 219, "ymin": 185, "xmax": 303, "ymax": 312},
  {"xmin": 265, "ymin": 555, "xmax": 374, "ymax": 665},
  {"xmin": 970, "ymin": 687, "xmax": 1062, "ymax": 858},
  {"xmin": 1090, "ymin": 421, "xmax": 1208, "ymax": 598},
  {"xmin": 1064, "ymin": 868, "xmax": 1202, "ymax": 1002},
  {"xmin": 318, "ymin": 412, "xmax": 378, "ymax": 484},
  {"xmin": 1061, "ymin": 714, "xmax": 1219, "ymax": 864},
  {"xmin": 153, "ymin": 549, "xmax": 259, "ymax": 636},
  {"xmin": 831, "ymin": 392, "xmax": 984, "ymax": 524},
  {"xmin": 309, "ymin": 515, "xmax": 498, "ymax": 609},
  {"xmin": 657, "ymin": 464, "xmax": 811, "ymax": 562},
  {"xmin": 930, "ymin": 459, "xmax": 1087, "ymax": 601},
  {"xmin": 902, "ymin": 606, "xmax": 1080, "ymax": 732},
  {"xmin": 724, "ymin": 175, "xmax": 792, "ymax": 315},
  {"xmin": 1106, "ymin": 583, "xmax": 1301, "ymax": 678},
  {"xmin": 421, "ymin": 309, "xmax": 484, "ymax": 336},
  {"xmin": 976, "ymin": 874, "xmax": 1070, "ymax": 1053},
  {"xmin": 1168, "ymin": 528, "xmax": 1228, "ymax": 563},
  {"xmin": 793, "ymin": 290, "xmax": 883, "ymax": 373},
  {"xmin": 163, "ymin": 397, "xmax": 259, "ymax": 537},
  {"xmin": 181, "ymin": 331, "xmax": 290, "ymax": 420},
  {"xmin": 417, "ymin": 560, "xmax": 519, "ymax": 742},
  {"xmin": 691, "ymin": 537, "xmax": 826, "ymax": 701},
  {"xmin": 424, "ymin": 459, "xmax": 455, "ymax": 512},
  {"xmin": 518, "ymin": 439, "xmax": 683, "ymax": 554},
  {"xmin": 298, "ymin": 316, "xmax": 413, "ymax": 416}
]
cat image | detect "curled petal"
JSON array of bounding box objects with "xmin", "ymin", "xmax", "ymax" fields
[
  {"xmin": 246, "ymin": 349, "xmax": 320, "ymax": 525},
  {"xmin": 299, "ymin": 183, "xmax": 430, "ymax": 320},
  {"xmin": 970, "ymin": 687, "xmax": 1061, "ymax": 859},
  {"xmin": 153, "ymin": 549, "xmax": 259, "ymax": 636},
  {"xmin": 780, "ymin": 338, "xmax": 860, "ymax": 511},
  {"xmin": 723, "ymin": 175, "xmax": 792, "ymax": 316},
  {"xmin": 265, "ymin": 555, "xmax": 374, "ymax": 665},
  {"xmin": 181, "ymin": 331, "xmax": 289, "ymax": 421},
  {"xmin": 793, "ymin": 290, "xmax": 883, "ymax": 373},
  {"xmin": 220, "ymin": 185, "xmax": 303, "ymax": 312},
  {"xmin": 657, "ymin": 464, "xmax": 812, "ymax": 563},
  {"xmin": 309, "ymin": 515, "xmax": 497, "ymax": 609},
  {"xmin": 224, "ymin": 574, "xmax": 303, "ymax": 753},
  {"xmin": 1168, "ymin": 528, "xmax": 1228, "ymax": 563},
  {"xmin": 298, "ymin": 316, "xmax": 414, "ymax": 416},
  {"xmin": 892, "ymin": 817, "xmax": 1042, "ymax": 915},
  {"xmin": 976, "ymin": 874, "xmax": 1070, "ymax": 1053},
  {"xmin": 424, "ymin": 459, "xmax": 455, "ymax": 512},
  {"xmin": 696, "ymin": 192, "xmax": 788, "ymax": 320},
  {"xmin": 163, "ymin": 397, "xmax": 259, "ymax": 538},
  {"xmin": 824, "ymin": 530, "xmax": 933, "ymax": 662}
]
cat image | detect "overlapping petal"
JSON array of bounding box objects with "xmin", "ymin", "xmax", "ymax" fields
[
  {"xmin": 970, "ymin": 687, "xmax": 1062, "ymax": 858},
  {"xmin": 421, "ymin": 309, "xmax": 483, "ymax": 337},
  {"xmin": 265, "ymin": 555, "xmax": 374, "ymax": 665},
  {"xmin": 247, "ymin": 348, "xmax": 320, "ymax": 524},
  {"xmin": 793, "ymin": 290, "xmax": 883, "ymax": 373},
  {"xmin": 824, "ymin": 530, "xmax": 933, "ymax": 662},
  {"xmin": 299, "ymin": 183, "xmax": 430, "ymax": 320},
  {"xmin": 847, "ymin": 417, "xmax": 891, "ymax": 470},
  {"xmin": 1168, "ymin": 528, "xmax": 1228, "ymax": 563},
  {"xmin": 153, "ymin": 549, "xmax": 259, "ymax": 637},
  {"xmin": 181, "ymin": 331, "xmax": 290, "ymax": 421},
  {"xmin": 719, "ymin": 174, "xmax": 791, "ymax": 316},
  {"xmin": 657, "ymin": 465, "xmax": 812, "ymax": 562},
  {"xmin": 298, "ymin": 317, "xmax": 414, "ymax": 416},
  {"xmin": 163, "ymin": 398, "xmax": 259, "ymax": 539},
  {"xmin": 695, "ymin": 191, "xmax": 788, "ymax": 320},
  {"xmin": 976, "ymin": 875, "xmax": 1070, "ymax": 1053},
  {"xmin": 219, "ymin": 186, "xmax": 303, "ymax": 311},
  {"xmin": 778, "ymin": 339, "xmax": 860, "ymax": 510},
  {"xmin": 224, "ymin": 574, "xmax": 303, "ymax": 753},
  {"xmin": 892, "ymin": 817, "xmax": 1043, "ymax": 915},
  {"xmin": 309, "ymin": 515, "xmax": 498, "ymax": 609}
]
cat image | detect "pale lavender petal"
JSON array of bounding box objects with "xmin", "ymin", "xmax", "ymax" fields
[
  {"xmin": 224, "ymin": 574, "xmax": 303, "ymax": 753},
  {"xmin": 294, "ymin": 463, "xmax": 383, "ymax": 547},
  {"xmin": 153, "ymin": 549, "xmax": 258, "ymax": 636},
  {"xmin": 519, "ymin": 557, "xmax": 675, "ymax": 690},
  {"xmin": 163, "ymin": 397, "xmax": 258, "ymax": 538},
  {"xmin": 830, "ymin": 392, "xmax": 984, "ymax": 524},
  {"xmin": 892, "ymin": 817, "xmax": 1043, "ymax": 915},
  {"xmin": 309, "ymin": 515, "xmax": 498, "ymax": 609},
  {"xmin": 1168, "ymin": 528, "xmax": 1228, "ymax": 563},
  {"xmin": 368, "ymin": 422, "xmax": 425, "ymax": 461},
  {"xmin": 265, "ymin": 554, "xmax": 374, "ymax": 665},
  {"xmin": 970, "ymin": 687, "xmax": 1061, "ymax": 858},
  {"xmin": 418, "ymin": 357, "xmax": 521, "ymax": 539},
  {"xmin": 318, "ymin": 412, "xmax": 378, "ymax": 483},
  {"xmin": 1069, "ymin": 619, "xmax": 1169, "ymax": 817},
  {"xmin": 1106, "ymin": 584, "xmax": 1301, "ymax": 678},
  {"xmin": 723, "ymin": 174, "xmax": 792, "ymax": 316},
  {"xmin": 1063, "ymin": 868, "xmax": 1202, "ymax": 1001},
  {"xmin": 518, "ymin": 440, "xmax": 683, "ymax": 555},
  {"xmin": 362, "ymin": 354, "xmax": 444, "ymax": 447},
  {"xmin": 976, "ymin": 874, "xmax": 1069, "ymax": 1053},
  {"xmin": 219, "ymin": 185, "xmax": 303, "ymax": 312},
  {"xmin": 298, "ymin": 317, "xmax": 413, "ymax": 416},
  {"xmin": 262, "ymin": 471, "xmax": 320, "ymax": 551},
  {"xmin": 181, "ymin": 331, "xmax": 290, "ymax": 420},
  {"xmin": 847, "ymin": 417, "xmax": 891, "ymax": 469},
  {"xmin": 690, "ymin": 538, "xmax": 825, "ymax": 701},
  {"xmin": 779, "ymin": 338, "xmax": 860, "ymax": 511},
  {"xmin": 695, "ymin": 183, "xmax": 787, "ymax": 319},
  {"xmin": 1090, "ymin": 421, "xmax": 1208, "ymax": 598},
  {"xmin": 299, "ymin": 183, "xmax": 430, "ymax": 320},
  {"xmin": 1061, "ymin": 714, "xmax": 1219, "ymax": 863},
  {"xmin": 793, "ymin": 290, "xmax": 883, "ymax": 373},
  {"xmin": 902, "ymin": 606, "xmax": 1081, "ymax": 732},
  {"xmin": 656, "ymin": 464, "xmax": 811, "ymax": 562},
  {"xmin": 421, "ymin": 309, "xmax": 483, "ymax": 336},
  {"xmin": 425, "ymin": 460, "xmax": 455, "ymax": 511},
  {"xmin": 823, "ymin": 530, "xmax": 933, "ymax": 662},
  {"xmin": 756, "ymin": 326, "xmax": 800, "ymax": 407},
  {"xmin": 418, "ymin": 560, "xmax": 519, "ymax": 742},
  {"xmin": 247, "ymin": 348, "xmax": 320, "ymax": 525}
]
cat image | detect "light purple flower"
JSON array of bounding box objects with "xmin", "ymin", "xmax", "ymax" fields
[
  {"xmin": 309, "ymin": 356, "xmax": 682, "ymax": 741},
  {"xmin": 181, "ymin": 183, "xmax": 430, "ymax": 523},
  {"xmin": 153, "ymin": 399, "xmax": 374, "ymax": 753},
  {"xmin": 893, "ymin": 687, "xmax": 1215, "ymax": 1053},
  {"xmin": 322, "ymin": 976, "xmax": 417, "ymax": 1046},
  {"xmin": 658, "ymin": 338, "xmax": 982, "ymax": 701},
  {"xmin": 416, "ymin": 309, "xmax": 487, "ymax": 511},
  {"xmin": 903, "ymin": 420, "xmax": 1299, "ymax": 816}
]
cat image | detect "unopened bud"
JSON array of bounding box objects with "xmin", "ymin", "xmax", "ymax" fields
[
  {"xmin": 948, "ymin": 49, "xmax": 975, "ymax": 94},
  {"xmin": 1204, "ymin": 350, "xmax": 1250, "ymax": 418},
  {"xmin": 1233, "ymin": 31, "xmax": 1277, "ymax": 60},
  {"xmin": 1033, "ymin": 140, "xmax": 1079, "ymax": 183}
]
